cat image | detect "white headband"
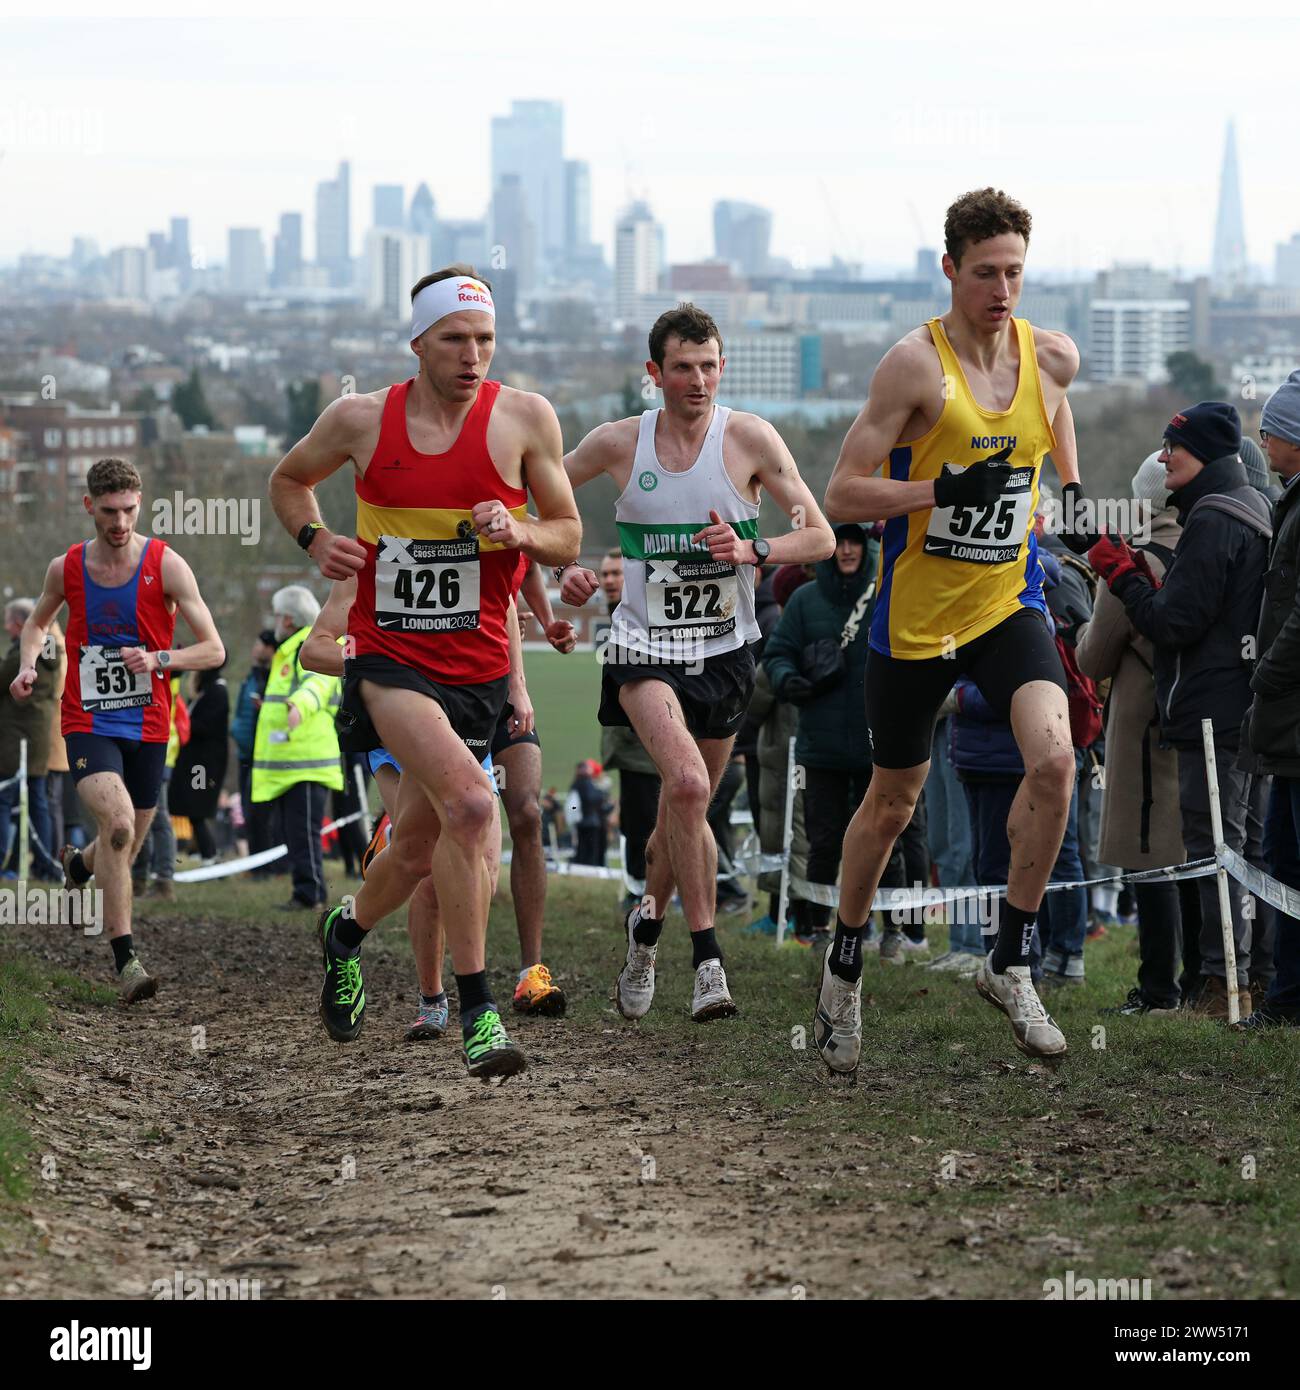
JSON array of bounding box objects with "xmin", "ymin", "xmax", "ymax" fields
[{"xmin": 410, "ymin": 276, "xmax": 495, "ymax": 342}]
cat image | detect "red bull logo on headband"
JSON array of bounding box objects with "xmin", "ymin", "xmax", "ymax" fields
[{"xmin": 457, "ymin": 280, "xmax": 492, "ymax": 305}]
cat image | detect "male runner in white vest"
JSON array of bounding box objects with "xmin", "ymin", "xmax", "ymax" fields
[{"xmin": 561, "ymin": 304, "xmax": 834, "ymax": 1021}]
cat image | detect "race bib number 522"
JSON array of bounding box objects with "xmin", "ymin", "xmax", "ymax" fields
[
  {"xmin": 78, "ymin": 646, "xmax": 152, "ymax": 711},
  {"xmin": 924, "ymin": 465, "xmax": 1036, "ymax": 564},
  {"xmin": 374, "ymin": 534, "xmax": 481, "ymax": 633}
]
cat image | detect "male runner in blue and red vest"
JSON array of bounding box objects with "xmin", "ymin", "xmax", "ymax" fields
[
  {"xmin": 10, "ymin": 457, "xmax": 225, "ymax": 1001},
  {"xmin": 270, "ymin": 265, "xmax": 580, "ymax": 1078}
]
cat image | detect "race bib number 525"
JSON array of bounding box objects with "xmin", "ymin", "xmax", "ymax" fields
[{"xmin": 924, "ymin": 465, "xmax": 1036, "ymax": 564}]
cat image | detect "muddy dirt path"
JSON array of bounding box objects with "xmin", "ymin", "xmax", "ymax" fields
[{"xmin": 3, "ymin": 913, "xmax": 936, "ymax": 1301}]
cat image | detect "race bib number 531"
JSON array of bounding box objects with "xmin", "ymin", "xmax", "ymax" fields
[
  {"xmin": 924, "ymin": 465, "xmax": 1036, "ymax": 564},
  {"xmin": 79, "ymin": 646, "xmax": 152, "ymax": 711},
  {"xmin": 374, "ymin": 534, "xmax": 481, "ymax": 633}
]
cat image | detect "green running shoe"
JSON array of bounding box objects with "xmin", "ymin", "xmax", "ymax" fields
[
  {"xmin": 462, "ymin": 1006, "xmax": 526, "ymax": 1080},
  {"xmin": 318, "ymin": 907, "xmax": 365, "ymax": 1043}
]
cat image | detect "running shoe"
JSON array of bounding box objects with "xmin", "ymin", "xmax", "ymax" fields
[
  {"xmin": 974, "ymin": 954, "xmax": 1067, "ymax": 1057},
  {"xmin": 360, "ymin": 813, "xmax": 391, "ymax": 881},
  {"xmin": 615, "ymin": 907, "xmax": 657, "ymax": 1020},
  {"xmin": 462, "ymin": 1007, "xmax": 527, "ymax": 1079},
  {"xmin": 405, "ymin": 994, "xmax": 448, "ymax": 1041},
  {"xmin": 318, "ymin": 907, "xmax": 365, "ymax": 1043},
  {"xmin": 878, "ymin": 926, "xmax": 906, "ymax": 965},
  {"xmin": 691, "ymin": 959, "xmax": 738, "ymax": 1022},
  {"xmin": 116, "ymin": 954, "xmax": 157, "ymax": 1006},
  {"xmin": 813, "ymin": 944, "xmax": 861, "ymax": 1074},
  {"xmin": 512, "ymin": 963, "xmax": 567, "ymax": 1016},
  {"xmin": 928, "ymin": 950, "xmax": 981, "ymax": 976},
  {"xmin": 61, "ymin": 844, "xmax": 89, "ymax": 890}
]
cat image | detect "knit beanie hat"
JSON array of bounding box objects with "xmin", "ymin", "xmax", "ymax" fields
[
  {"xmin": 1261, "ymin": 368, "xmax": 1300, "ymax": 447},
  {"xmin": 1131, "ymin": 451, "xmax": 1171, "ymax": 514},
  {"xmin": 1163, "ymin": 401, "xmax": 1241, "ymax": 463},
  {"xmin": 1239, "ymin": 436, "xmax": 1271, "ymax": 491},
  {"xmin": 772, "ymin": 563, "xmax": 813, "ymax": 609}
]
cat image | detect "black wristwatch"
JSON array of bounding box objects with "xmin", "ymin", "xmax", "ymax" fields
[
  {"xmin": 297, "ymin": 521, "xmax": 325, "ymax": 552},
  {"xmin": 751, "ymin": 538, "xmax": 771, "ymax": 564},
  {"xmin": 553, "ymin": 561, "xmax": 579, "ymax": 583}
]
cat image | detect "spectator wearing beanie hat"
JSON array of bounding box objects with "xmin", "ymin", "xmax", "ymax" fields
[
  {"xmin": 1241, "ymin": 436, "xmax": 1281, "ymax": 506},
  {"xmin": 1239, "ymin": 368, "xmax": 1300, "ymax": 1028},
  {"xmin": 1078, "ymin": 454, "xmax": 1193, "ymax": 1013},
  {"xmin": 1087, "ymin": 403, "xmax": 1273, "ymax": 1018}
]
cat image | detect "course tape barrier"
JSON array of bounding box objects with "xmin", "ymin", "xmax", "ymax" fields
[{"xmin": 173, "ymin": 811, "xmax": 366, "ymax": 882}]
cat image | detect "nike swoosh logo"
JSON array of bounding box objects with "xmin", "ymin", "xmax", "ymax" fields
[{"xmin": 377, "ymin": 618, "xmax": 402, "ymax": 627}]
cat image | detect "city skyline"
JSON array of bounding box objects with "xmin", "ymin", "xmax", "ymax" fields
[{"xmin": 5, "ymin": 8, "xmax": 1300, "ymax": 277}]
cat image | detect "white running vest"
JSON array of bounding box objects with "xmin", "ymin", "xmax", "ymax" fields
[{"xmin": 609, "ymin": 406, "xmax": 761, "ymax": 662}]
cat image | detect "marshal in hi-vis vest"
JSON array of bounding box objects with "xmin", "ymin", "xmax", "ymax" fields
[{"xmin": 251, "ymin": 626, "xmax": 343, "ymax": 802}]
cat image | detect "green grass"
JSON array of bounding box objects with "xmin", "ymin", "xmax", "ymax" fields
[
  {"xmin": 518, "ymin": 646, "xmax": 605, "ymax": 796},
  {"xmin": 0, "ymin": 951, "xmax": 113, "ymax": 1210}
]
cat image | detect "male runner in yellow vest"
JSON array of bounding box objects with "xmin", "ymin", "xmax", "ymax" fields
[{"xmin": 817, "ymin": 189, "xmax": 1085, "ymax": 1071}]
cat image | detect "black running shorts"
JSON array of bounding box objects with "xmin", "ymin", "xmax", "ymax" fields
[
  {"xmin": 490, "ymin": 707, "xmax": 541, "ymax": 759},
  {"xmin": 865, "ymin": 608, "xmax": 1067, "ymax": 769},
  {"xmin": 599, "ymin": 642, "xmax": 757, "ymax": 743},
  {"xmin": 65, "ymin": 732, "xmax": 168, "ymax": 810},
  {"xmin": 340, "ymin": 653, "xmax": 509, "ymax": 761}
]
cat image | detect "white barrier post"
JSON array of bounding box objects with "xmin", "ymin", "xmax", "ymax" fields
[
  {"xmin": 775, "ymin": 735, "xmax": 796, "ymax": 948},
  {"xmin": 353, "ymin": 760, "xmax": 372, "ymax": 844},
  {"xmin": 1201, "ymin": 718, "xmax": 1241, "ymax": 1024},
  {"xmin": 17, "ymin": 738, "xmax": 30, "ymax": 884}
]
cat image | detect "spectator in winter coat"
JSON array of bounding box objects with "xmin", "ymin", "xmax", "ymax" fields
[
  {"xmin": 231, "ymin": 629, "xmax": 277, "ymax": 864},
  {"xmin": 170, "ymin": 664, "xmax": 230, "ymax": 864},
  {"xmin": 1239, "ymin": 369, "xmax": 1300, "ymax": 1028},
  {"xmin": 1089, "ymin": 402, "xmax": 1272, "ymax": 1018},
  {"xmin": 1078, "ymin": 454, "xmax": 1194, "ymax": 1014}
]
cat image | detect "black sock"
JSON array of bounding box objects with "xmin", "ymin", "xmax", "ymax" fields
[
  {"xmin": 691, "ymin": 927, "xmax": 721, "ymax": 968},
  {"xmin": 456, "ymin": 971, "xmax": 492, "ymax": 1018},
  {"xmin": 631, "ymin": 908, "xmax": 664, "ymax": 947},
  {"xmin": 327, "ymin": 905, "xmax": 366, "ymax": 953},
  {"xmin": 991, "ymin": 901, "xmax": 1038, "ymax": 973},
  {"xmin": 420, "ymin": 990, "xmax": 447, "ymax": 1009},
  {"xmin": 68, "ymin": 849, "xmax": 91, "ymax": 886},
  {"xmin": 829, "ymin": 917, "xmax": 864, "ymax": 982},
  {"xmin": 110, "ymin": 934, "xmax": 134, "ymax": 972}
]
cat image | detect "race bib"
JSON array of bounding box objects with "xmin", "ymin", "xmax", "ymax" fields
[
  {"xmin": 924, "ymin": 465, "xmax": 1036, "ymax": 564},
  {"xmin": 373, "ymin": 534, "xmax": 480, "ymax": 633},
  {"xmin": 645, "ymin": 555, "xmax": 739, "ymax": 640},
  {"xmin": 79, "ymin": 645, "xmax": 152, "ymax": 711}
]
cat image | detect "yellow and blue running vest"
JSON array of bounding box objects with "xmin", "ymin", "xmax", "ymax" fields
[{"xmin": 870, "ymin": 316, "xmax": 1056, "ymax": 660}]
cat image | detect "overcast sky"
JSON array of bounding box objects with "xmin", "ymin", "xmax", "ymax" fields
[{"xmin": 4, "ymin": 1, "xmax": 1299, "ymax": 276}]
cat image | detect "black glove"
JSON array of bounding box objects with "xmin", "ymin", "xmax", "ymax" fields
[
  {"xmin": 932, "ymin": 444, "xmax": 1013, "ymax": 509},
  {"xmin": 781, "ymin": 674, "xmax": 814, "ymax": 706},
  {"xmin": 1057, "ymin": 481, "xmax": 1095, "ymax": 555}
]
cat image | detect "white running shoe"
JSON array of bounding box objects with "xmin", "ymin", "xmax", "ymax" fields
[
  {"xmin": 813, "ymin": 944, "xmax": 862, "ymax": 1074},
  {"xmin": 615, "ymin": 909, "xmax": 657, "ymax": 1020},
  {"xmin": 930, "ymin": 950, "xmax": 981, "ymax": 975},
  {"xmin": 691, "ymin": 958, "xmax": 738, "ymax": 1022},
  {"xmin": 975, "ymin": 954, "xmax": 1067, "ymax": 1057}
]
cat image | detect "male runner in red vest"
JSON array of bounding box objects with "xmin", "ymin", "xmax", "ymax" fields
[
  {"xmin": 10, "ymin": 457, "xmax": 225, "ymax": 1001},
  {"xmin": 269, "ymin": 265, "xmax": 580, "ymax": 1078}
]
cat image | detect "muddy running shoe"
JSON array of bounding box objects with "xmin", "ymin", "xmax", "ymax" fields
[
  {"xmin": 615, "ymin": 907, "xmax": 657, "ymax": 1020},
  {"xmin": 360, "ymin": 813, "xmax": 391, "ymax": 881},
  {"xmin": 462, "ymin": 1006, "xmax": 526, "ymax": 1079},
  {"xmin": 512, "ymin": 963, "xmax": 566, "ymax": 1016},
  {"xmin": 974, "ymin": 954, "xmax": 1067, "ymax": 1057},
  {"xmin": 116, "ymin": 954, "xmax": 158, "ymax": 1006},
  {"xmin": 813, "ymin": 944, "xmax": 861, "ymax": 1074},
  {"xmin": 61, "ymin": 844, "xmax": 91, "ymax": 889},
  {"xmin": 691, "ymin": 958, "xmax": 738, "ymax": 1022},
  {"xmin": 405, "ymin": 994, "xmax": 448, "ymax": 1042},
  {"xmin": 318, "ymin": 907, "xmax": 365, "ymax": 1043}
]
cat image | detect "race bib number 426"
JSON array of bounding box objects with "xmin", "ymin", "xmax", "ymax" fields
[
  {"xmin": 79, "ymin": 646, "xmax": 152, "ymax": 711},
  {"xmin": 924, "ymin": 465, "xmax": 1036, "ymax": 564},
  {"xmin": 374, "ymin": 534, "xmax": 481, "ymax": 633}
]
